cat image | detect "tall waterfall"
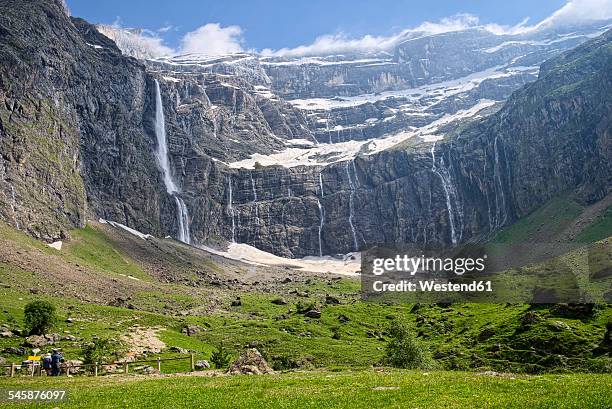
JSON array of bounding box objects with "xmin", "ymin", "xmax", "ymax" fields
[
  {"xmin": 430, "ymin": 142, "xmax": 462, "ymax": 245},
  {"xmin": 345, "ymin": 160, "xmax": 359, "ymax": 252},
  {"xmin": 317, "ymin": 199, "xmax": 324, "ymax": 257},
  {"xmin": 319, "ymin": 172, "xmax": 324, "ymax": 196},
  {"xmin": 154, "ymin": 79, "xmax": 191, "ymax": 244},
  {"xmin": 227, "ymin": 176, "xmax": 236, "ymax": 243},
  {"xmin": 493, "ymin": 136, "xmax": 507, "ymax": 228},
  {"xmin": 250, "ymin": 173, "xmax": 258, "ymax": 218}
]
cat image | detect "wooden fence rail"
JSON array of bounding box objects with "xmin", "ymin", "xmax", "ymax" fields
[{"xmin": 0, "ymin": 354, "xmax": 195, "ymax": 377}]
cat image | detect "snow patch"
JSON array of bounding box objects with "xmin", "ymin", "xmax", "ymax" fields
[
  {"xmin": 200, "ymin": 243, "xmax": 360, "ymax": 276},
  {"xmin": 99, "ymin": 218, "xmax": 153, "ymax": 240},
  {"xmin": 47, "ymin": 241, "xmax": 63, "ymax": 251}
]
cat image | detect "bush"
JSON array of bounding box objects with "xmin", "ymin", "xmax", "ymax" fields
[
  {"xmin": 81, "ymin": 338, "xmax": 125, "ymax": 366},
  {"xmin": 24, "ymin": 301, "xmax": 57, "ymax": 335},
  {"xmin": 210, "ymin": 343, "xmax": 232, "ymax": 369},
  {"xmin": 384, "ymin": 319, "xmax": 436, "ymax": 369}
]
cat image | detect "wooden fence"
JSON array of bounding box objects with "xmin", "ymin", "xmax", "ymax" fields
[{"xmin": 1, "ymin": 354, "xmax": 196, "ymax": 377}]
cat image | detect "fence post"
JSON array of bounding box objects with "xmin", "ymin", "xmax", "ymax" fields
[
  {"xmin": 30, "ymin": 364, "xmax": 35, "ymax": 377},
  {"xmin": 65, "ymin": 364, "xmax": 70, "ymax": 376},
  {"xmin": 124, "ymin": 363, "xmax": 128, "ymax": 375},
  {"xmin": 157, "ymin": 357, "xmax": 161, "ymax": 373},
  {"xmin": 10, "ymin": 363, "xmax": 15, "ymax": 377},
  {"xmin": 190, "ymin": 353, "xmax": 195, "ymax": 372},
  {"xmin": 94, "ymin": 362, "xmax": 98, "ymax": 377}
]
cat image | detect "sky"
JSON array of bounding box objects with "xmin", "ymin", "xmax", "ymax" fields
[{"xmin": 66, "ymin": 0, "xmax": 612, "ymax": 57}]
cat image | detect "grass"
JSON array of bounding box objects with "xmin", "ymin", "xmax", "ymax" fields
[
  {"xmin": 0, "ymin": 213, "xmax": 611, "ymax": 408},
  {"xmin": 63, "ymin": 225, "xmax": 150, "ymax": 280},
  {"xmin": 492, "ymin": 196, "xmax": 583, "ymax": 244},
  {"xmin": 1, "ymin": 370, "xmax": 611, "ymax": 408},
  {"xmin": 575, "ymin": 207, "xmax": 612, "ymax": 243}
]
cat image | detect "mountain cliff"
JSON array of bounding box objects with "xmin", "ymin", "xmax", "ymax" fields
[{"xmin": 0, "ymin": 0, "xmax": 610, "ymax": 257}]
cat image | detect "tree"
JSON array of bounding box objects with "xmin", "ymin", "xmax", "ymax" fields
[
  {"xmin": 81, "ymin": 338, "xmax": 125, "ymax": 366},
  {"xmin": 24, "ymin": 301, "xmax": 57, "ymax": 335},
  {"xmin": 210, "ymin": 343, "xmax": 232, "ymax": 369},
  {"xmin": 384, "ymin": 319, "xmax": 436, "ymax": 369}
]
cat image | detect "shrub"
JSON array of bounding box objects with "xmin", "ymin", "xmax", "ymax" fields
[
  {"xmin": 81, "ymin": 338, "xmax": 125, "ymax": 366},
  {"xmin": 210, "ymin": 343, "xmax": 232, "ymax": 369},
  {"xmin": 24, "ymin": 301, "xmax": 57, "ymax": 335},
  {"xmin": 384, "ymin": 319, "xmax": 436, "ymax": 369}
]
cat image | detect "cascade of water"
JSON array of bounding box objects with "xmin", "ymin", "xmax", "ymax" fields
[
  {"xmin": 227, "ymin": 176, "xmax": 236, "ymax": 243},
  {"xmin": 319, "ymin": 172, "xmax": 324, "ymax": 197},
  {"xmin": 174, "ymin": 196, "xmax": 191, "ymax": 244},
  {"xmin": 250, "ymin": 172, "xmax": 258, "ymax": 218},
  {"xmin": 431, "ymin": 142, "xmax": 459, "ymax": 245},
  {"xmin": 10, "ymin": 185, "xmax": 19, "ymax": 230},
  {"xmin": 345, "ymin": 160, "xmax": 359, "ymax": 252},
  {"xmin": 493, "ymin": 136, "xmax": 507, "ymax": 227},
  {"xmin": 317, "ymin": 199, "xmax": 324, "ymax": 257},
  {"xmin": 154, "ymin": 79, "xmax": 191, "ymax": 244}
]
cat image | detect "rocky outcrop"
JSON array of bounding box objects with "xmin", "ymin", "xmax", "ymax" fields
[
  {"xmin": 0, "ymin": 0, "xmax": 609, "ymax": 258},
  {"xmin": 0, "ymin": 0, "xmax": 170, "ymax": 240}
]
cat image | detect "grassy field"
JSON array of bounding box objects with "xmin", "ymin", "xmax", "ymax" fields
[
  {"xmin": 0, "ymin": 195, "xmax": 610, "ymax": 408},
  {"xmin": 1, "ymin": 370, "xmax": 611, "ymax": 408}
]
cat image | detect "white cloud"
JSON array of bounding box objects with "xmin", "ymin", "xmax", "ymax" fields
[
  {"xmin": 179, "ymin": 23, "xmax": 244, "ymax": 55},
  {"xmin": 157, "ymin": 25, "xmax": 174, "ymax": 33},
  {"xmin": 535, "ymin": 0, "xmax": 612, "ymax": 29},
  {"xmin": 262, "ymin": 14, "xmax": 484, "ymax": 57},
  {"xmin": 97, "ymin": 22, "xmax": 174, "ymax": 59},
  {"xmin": 99, "ymin": 0, "xmax": 611, "ymax": 60},
  {"xmin": 262, "ymin": 0, "xmax": 612, "ymax": 57}
]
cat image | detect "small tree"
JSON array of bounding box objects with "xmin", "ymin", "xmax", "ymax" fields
[
  {"xmin": 24, "ymin": 301, "xmax": 57, "ymax": 335},
  {"xmin": 384, "ymin": 319, "xmax": 436, "ymax": 369},
  {"xmin": 81, "ymin": 338, "xmax": 124, "ymax": 366},
  {"xmin": 210, "ymin": 343, "xmax": 232, "ymax": 369}
]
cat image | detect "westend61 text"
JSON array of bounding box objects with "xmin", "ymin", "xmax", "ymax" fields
[{"xmin": 372, "ymin": 280, "xmax": 493, "ymax": 293}]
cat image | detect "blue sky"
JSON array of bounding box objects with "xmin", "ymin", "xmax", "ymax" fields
[{"xmin": 67, "ymin": 1, "xmax": 567, "ymax": 49}]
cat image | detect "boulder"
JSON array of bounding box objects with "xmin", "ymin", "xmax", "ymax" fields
[
  {"xmin": 304, "ymin": 310, "xmax": 321, "ymax": 319},
  {"xmin": 325, "ymin": 295, "xmax": 340, "ymax": 305},
  {"xmin": 195, "ymin": 360, "xmax": 210, "ymax": 370},
  {"xmin": 271, "ymin": 298, "xmax": 287, "ymax": 305},
  {"xmin": 549, "ymin": 304, "xmax": 595, "ymax": 319},
  {"xmin": 24, "ymin": 335, "xmax": 49, "ymax": 348},
  {"xmin": 181, "ymin": 325, "xmax": 204, "ymax": 336},
  {"xmin": 228, "ymin": 348, "xmax": 273, "ymax": 375},
  {"xmin": 3, "ymin": 347, "xmax": 26, "ymax": 356}
]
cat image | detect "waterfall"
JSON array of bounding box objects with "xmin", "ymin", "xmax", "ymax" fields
[
  {"xmin": 317, "ymin": 199, "xmax": 324, "ymax": 257},
  {"xmin": 10, "ymin": 185, "xmax": 19, "ymax": 230},
  {"xmin": 154, "ymin": 79, "xmax": 191, "ymax": 244},
  {"xmin": 345, "ymin": 160, "xmax": 359, "ymax": 252},
  {"xmin": 174, "ymin": 196, "xmax": 191, "ymax": 244},
  {"xmin": 431, "ymin": 142, "xmax": 462, "ymax": 245},
  {"xmin": 493, "ymin": 136, "xmax": 507, "ymax": 228},
  {"xmin": 227, "ymin": 176, "xmax": 236, "ymax": 243},
  {"xmin": 319, "ymin": 173, "xmax": 324, "ymax": 197},
  {"xmin": 250, "ymin": 172, "xmax": 258, "ymax": 219}
]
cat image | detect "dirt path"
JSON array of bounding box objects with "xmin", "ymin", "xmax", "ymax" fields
[{"xmin": 122, "ymin": 326, "xmax": 166, "ymax": 359}]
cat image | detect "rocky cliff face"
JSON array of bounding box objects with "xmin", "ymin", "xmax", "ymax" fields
[
  {"xmin": 0, "ymin": 0, "xmax": 170, "ymax": 240},
  {"xmin": 0, "ymin": 0, "xmax": 609, "ymax": 258}
]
